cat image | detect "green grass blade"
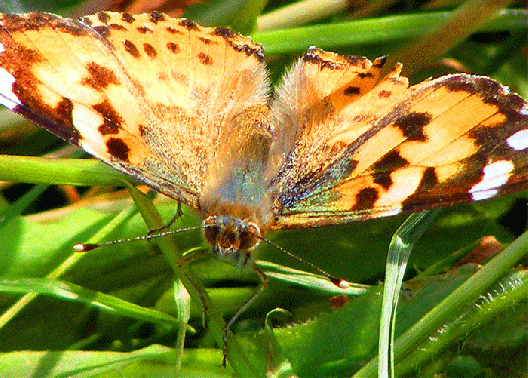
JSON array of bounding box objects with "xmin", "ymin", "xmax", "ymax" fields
[
  {"xmin": 0, "ymin": 277, "xmax": 178, "ymax": 325},
  {"xmin": 254, "ymin": 9, "xmax": 527, "ymax": 55},
  {"xmin": 0, "ymin": 155, "xmax": 132, "ymax": 187}
]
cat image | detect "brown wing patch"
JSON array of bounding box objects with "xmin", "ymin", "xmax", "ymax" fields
[
  {"xmin": 124, "ymin": 39, "xmax": 141, "ymax": 57},
  {"xmin": 166, "ymin": 42, "xmax": 180, "ymax": 53},
  {"xmin": 197, "ymin": 52, "xmax": 213, "ymax": 65},
  {"xmin": 143, "ymin": 42, "xmax": 157, "ymax": 57}
]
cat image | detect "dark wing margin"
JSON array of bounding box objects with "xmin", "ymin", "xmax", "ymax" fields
[{"xmin": 0, "ymin": 13, "xmax": 84, "ymax": 144}]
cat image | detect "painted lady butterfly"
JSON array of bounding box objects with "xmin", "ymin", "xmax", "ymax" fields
[{"xmin": 0, "ymin": 11, "xmax": 527, "ymax": 366}]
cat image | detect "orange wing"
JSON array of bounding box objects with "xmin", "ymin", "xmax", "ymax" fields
[
  {"xmin": 270, "ymin": 48, "xmax": 528, "ymax": 229},
  {"xmin": 0, "ymin": 12, "xmax": 268, "ymax": 208}
]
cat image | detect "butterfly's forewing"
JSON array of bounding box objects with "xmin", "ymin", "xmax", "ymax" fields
[
  {"xmin": 270, "ymin": 48, "xmax": 528, "ymax": 229},
  {"xmin": 82, "ymin": 12, "xmax": 269, "ymax": 192},
  {"xmin": 0, "ymin": 12, "xmax": 268, "ymax": 208},
  {"xmin": 0, "ymin": 12, "xmax": 196, "ymax": 205}
]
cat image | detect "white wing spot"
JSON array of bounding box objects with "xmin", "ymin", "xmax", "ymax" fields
[
  {"xmin": 0, "ymin": 67, "xmax": 21, "ymax": 109},
  {"xmin": 469, "ymin": 160, "xmax": 514, "ymax": 201},
  {"xmin": 507, "ymin": 129, "xmax": 528, "ymax": 151},
  {"xmin": 72, "ymin": 103, "xmax": 106, "ymax": 156},
  {"xmin": 0, "ymin": 42, "xmax": 5, "ymax": 53}
]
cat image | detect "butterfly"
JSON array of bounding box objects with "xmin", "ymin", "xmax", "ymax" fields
[{"xmin": 0, "ymin": 10, "xmax": 527, "ymax": 365}]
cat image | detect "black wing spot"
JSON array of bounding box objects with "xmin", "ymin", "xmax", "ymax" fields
[
  {"xmin": 353, "ymin": 187, "xmax": 378, "ymax": 211},
  {"xmin": 394, "ymin": 112, "xmax": 432, "ymax": 141},
  {"xmin": 124, "ymin": 39, "xmax": 140, "ymax": 58},
  {"xmin": 106, "ymin": 138, "xmax": 130, "ymax": 161}
]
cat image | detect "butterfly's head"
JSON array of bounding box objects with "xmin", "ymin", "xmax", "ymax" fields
[{"xmin": 203, "ymin": 215, "xmax": 261, "ymax": 269}]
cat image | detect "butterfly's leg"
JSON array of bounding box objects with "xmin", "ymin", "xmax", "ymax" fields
[
  {"xmin": 222, "ymin": 263, "xmax": 269, "ymax": 366},
  {"xmin": 147, "ymin": 201, "xmax": 183, "ymax": 236},
  {"xmin": 176, "ymin": 249, "xmax": 211, "ymax": 327}
]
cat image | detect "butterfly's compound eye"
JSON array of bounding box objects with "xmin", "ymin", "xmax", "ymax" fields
[
  {"xmin": 238, "ymin": 223, "xmax": 260, "ymax": 250},
  {"xmin": 203, "ymin": 216, "xmax": 221, "ymax": 247},
  {"xmin": 203, "ymin": 216, "xmax": 240, "ymax": 250}
]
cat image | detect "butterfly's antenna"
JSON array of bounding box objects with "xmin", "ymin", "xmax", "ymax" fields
[
  {"xmin": 74, "ymin": 224, "xmax": 209, "ymax": 252},
  {"xmin": 256, "ymin": 235, "xmax": 350, "ymax": 288}
]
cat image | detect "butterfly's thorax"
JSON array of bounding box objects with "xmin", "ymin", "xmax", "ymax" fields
[{"xmin": 200, "ymin": 105, "xmax": 275, "ymax": 267}]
